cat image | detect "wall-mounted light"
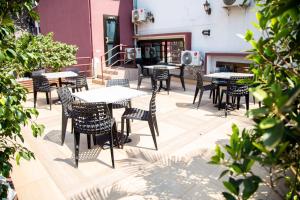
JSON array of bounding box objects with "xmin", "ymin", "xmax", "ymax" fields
[
  {"xmin": 203, "ymin": 0, "xmax": 211, "ymax": 15},
  {"xmin": 202, "ymin": 29, "xmax": 211, "ymax": 36}
]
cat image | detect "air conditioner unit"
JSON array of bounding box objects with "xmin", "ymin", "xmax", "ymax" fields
[
  {"xmin": 145, "ymin": 47, "xmax": 157, "ymax": 58},
  {"xmin": 223, "ymin": 0, "xmax": 250, "ymax": 6},
  {"xmin": 132, "ymin": 9, "xmax": 147, "ymax": 23},
  {"xmin": 125, "ymin": 48, "xmax": 141, "ymax": 60},
  {"xmin": 181, "ymin": 51, "xmax": 203, "ymax": 66}
]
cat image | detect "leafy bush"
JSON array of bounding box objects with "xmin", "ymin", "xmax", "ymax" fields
[
  {"xmin": 8, "ymin": 32, "xmax": 78, "ymax": 75},
  {"xmin": 210, "ymin": 0, "xmax": 300, "ymax": 199},
  {"xmin": 0, "ymin": 0, "xmax": 44, "ymax": 198}
]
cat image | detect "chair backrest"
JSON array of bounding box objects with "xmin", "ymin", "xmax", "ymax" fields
[
  {"xmin": 71, "ymin": 102, "xmax": 112, "ymax": 135},
  {"xmin": 31, "ymin": 69, "xmax": 46, "ymax": 77},
  {"xmin": 32, "ymin": 75, "xmax": 50, "ymax": 92},
  {"xmin": 57, "ymin": 86, "xmax": 73, "ymax": 116},
  {"xmin": 149, "ymin": 88, "xmax": 158, "ymax": 117},
  {"xmin": 106, "ymin": 79, "xmax": 130, "ymax": 88},
  {"xmin": 227, "ymin": 76, "xmax": 249, "ymax": 94},
  {"xmin": 75, "ymin": 74, "xmax": 88, "ymax": 87},
  {"xmin": 196, "ymin": 71, "xmax": 204, "ymax": 88},
  {"xmin": 152, "ymin": 67, "xmax": 169, "ymax": 81},
  {"xmin": 137, "ymin": 64, "xmax": 149, "ymax": 77}
]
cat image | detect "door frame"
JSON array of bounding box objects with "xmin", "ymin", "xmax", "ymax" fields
[{"xmin": 103, "ymin": 15, "xmax": 120, "ymax": 66}]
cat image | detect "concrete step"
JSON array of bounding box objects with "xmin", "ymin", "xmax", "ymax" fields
[
  {"xmin": 103, "ymin": 69, "xmax": 118, "ymax": 75},
  {"xmin": 91, "ymin": 78, "xmax": 105, "ymax": 85},
  {"xmin": 97, "ymin": 74, "xmax": 112, "ymax": 80}
]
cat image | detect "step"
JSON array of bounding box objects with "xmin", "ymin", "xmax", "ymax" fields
[
  {"xmin": 103, "ymin": 69, "xmax": 118, "ymax": 75},
  {"xmin": 91, "ymin": 78, "xmax": 105, "ymax": 85},
  {"xmin": 96, "ymin": 74, "xmax": 112, "ymax": 80}
]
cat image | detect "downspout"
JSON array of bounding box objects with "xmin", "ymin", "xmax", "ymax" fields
[
  {"xmin": 88, "ymin": 0, "xmax": 95, "ymax": 78},
  {"xmin": 133, "ymin": 0, "xmax": 138, "ymax": 47}
]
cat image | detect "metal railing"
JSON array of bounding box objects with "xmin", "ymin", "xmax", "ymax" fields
[{"xmin": 99, "ymin": 44, "xmax": 137, "ymax": 82}]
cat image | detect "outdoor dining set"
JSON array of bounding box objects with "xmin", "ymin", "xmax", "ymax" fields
[{"xmin": 31, "ymin": 64, "xmax": 254, "ymax": 167}]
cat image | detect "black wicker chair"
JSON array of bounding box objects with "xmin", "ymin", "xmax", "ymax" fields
[
  {"xmin": 137, "ymin": 64, "xmax": 152, "ymax": 90},
  {"xmin": 193, "ymin": 71, "xmax": 217, "ymax": 109},
  {"xmin": 152, "ymin": 67, "xmax": 170, "ymax": 94},
  {"xmin": 57, "ymin": 86, "xmax": 74, "ymax": 145},
  {"xmin": 120, "ymin": 88, "xmax": 159, "ymax": 150},
  {"xmin": 32, "ymin": 75, "xmax": 57, "ymax": 110},
  {"xmin": 71, "ymin": 102, "xmax": 116, "ymax": 168},
  {"xmin": 106, "ymin": 79, "xmax": 132, "ymax": 109},
  {"xmin": 169, "ymin": 64, "xmax": 185, "ymax": 91},
  {"xmin": 68, "ymin": 74, "xmax": 89, "ymax": 93},
  {"xmin": 61, "ymin": 68, "xmax": 80, "ymax": 86},
  {"xmin": 219, "ymin": 76, "xmax": 250, "ymax": 117},
  {"xmin": 210, "ymin": 66, "xmax": 231, "ymax": 102}
]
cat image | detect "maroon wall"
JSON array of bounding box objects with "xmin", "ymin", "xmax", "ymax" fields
[
  {"xmin": 38, "ymin": 0, "xmax": 92, "ymax": 58},
  {"xmin": 90, "ymin": 0, "xmax": 133, "ymax": 59}
]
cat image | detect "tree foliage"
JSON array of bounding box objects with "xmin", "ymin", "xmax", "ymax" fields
[
  {"xmin": 0, "ymin": 0, "xmax": 44, "ymax": 198},
  {"xmin": 210, "ymin": 0, "xmax": 300, "ymax": 199}
]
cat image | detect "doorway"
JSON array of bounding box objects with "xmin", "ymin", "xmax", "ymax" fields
[{"xmin": 103, "ymin": 15, "xmax": 120, "ymax": 66}]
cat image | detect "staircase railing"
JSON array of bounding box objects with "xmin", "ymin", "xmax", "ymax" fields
[{"xmin": 99, "ymin": 44, "xmax": 137, "ymax": 82}]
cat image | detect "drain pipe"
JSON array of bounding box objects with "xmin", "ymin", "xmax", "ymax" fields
[{"xmin": 133, "ymin": 0, "xmax": 138, "ymax": 47}]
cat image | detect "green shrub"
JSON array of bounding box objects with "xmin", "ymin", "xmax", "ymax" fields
[{"xmin": 210, "ymin": 0, "xmax": 300, "ymax": 199}]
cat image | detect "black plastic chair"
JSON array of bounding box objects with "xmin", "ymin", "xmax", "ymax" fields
[
  {"xmin": 210, "ymin": 66, "xmax": 231, "ymax": 101},
  {"xmin": 68, "ymin": 74, "xmax": 89, "ymax": 93},
  {"xmin": 193, "ymin": 71, "xmax": 217, "ymax": 109},
  {"xmin": 71, "ymin": 102, "xmax": 116, "ymax": 168},
  {"xmin": 57, "ymin": 87, "xmax": 74, "ymax": 145},
  {"xmin": 106, "ymin": 79, "xmax": 132, "ymax": 109},
  {"xmin": 120, "ymin": 88, "xmax": 159, "ymax": 150},
  {"xmin": 219, "ymin": 76, "xmax": 250, "ymax": 117},
  {"xmin": 61, "ymin": 68, "xmax": 80, "ymax": 86},
  {"xmin": 169, "ymin": 64, "xmax": 185, "ymax": 91},
  {"xmin": 152, "ymin": 67, "xmax": 170, "ymax": 94},
  {"xmin": 32, "ymin": 75, "xmax": 57, "ymax": 110},
  {"xmin": 137, "ymin": 64, "xmax": 152, "ymax": 90}
]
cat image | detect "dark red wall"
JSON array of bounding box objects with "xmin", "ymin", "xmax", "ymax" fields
[{"xmin": 38, "ymin": 0, "xmax": 92, "ymax": 58}]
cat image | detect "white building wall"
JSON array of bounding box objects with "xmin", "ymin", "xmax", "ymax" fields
[{"xmin": 136, "ymin": 0, "xmax": 259, "ymax": 72}]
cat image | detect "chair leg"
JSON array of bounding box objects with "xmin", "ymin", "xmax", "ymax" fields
[
  {"xmin": 46, "ymin": 92, "xmax": 49, "ymax": 104},
  {"xmin": 225, "ymin": 93, "xmax": 229, "ymax": 117},
  {"xmin": 109, "ymin": 130, "xmax": 115, "ymax": 168},
  {"xmin": 180, "ymin": 76, "xmax": 185, "ymax": 91},
  {"xmin": 126, "ymin": 119, "xmax": 130, "ymax": 139},
  {"xmin": 49, "ymin": 92, "xmax": 52, "ymax": 110},
  {"xmin": 33, "ymin": 91, "xmax": 37, "ymax": 108},
  {"xmin": 166, "ymin": 78, "xmax": 170, "ymax": 95},
  {"xmin": 137, "ymin": 77, "xmax": 142, "ymax": 90},
  {"xmin": 212, "ymin": 89, "xmax": 216, "ymax": 104},
  {"xmin": 153, "ymin": 116, "xmax": 159, "ymax": 136},
  {"xmin": 209, "ymin": 90, "xmax": 213, "ymax": 99},
  {"xmin": 237, "ymin": 96, "xmax": 240, "ymax": 110},
  {"xmin": 245, "ymin": 94, "xmax": 249, "ymax": 110},
  {"xmin": 74, "ymin": 132, "xmax": 80, "ymax": 168},
  {"xmin": 120, "ymin": 118, "xmax": 125, "ymax": 148},
  {"xmin": 197, "ymin": 90, "xmax": 204, "ymax": 109},
  {"xmin": 87, "ymin": 134, "xmax": 91, "ymax": 149},
  {"xmin": 61, "ymin": 112, "xmax": 68, "ymax": 145},
  {"xmin": 85, "ymin": 84, "xmax": 89, "ymax": 91},
  {"xmin": 93, "ymin": 134, "xmax": 97, "ymax": 145},
  {"xmin": 193, "ymin": 87, "xmax": 199, "ymax": 104},
  {"xmin": 219, "ymin": 91, "xmax": 224, "ymax": 110},
  {"xmin": 148, "ymin": 119, "xmax": 158, "ymax": 150}
]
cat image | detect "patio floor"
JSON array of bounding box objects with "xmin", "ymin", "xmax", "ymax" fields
[{"xmin": 12, "ymin": 79, "xmax": 281, "ymax": 200}]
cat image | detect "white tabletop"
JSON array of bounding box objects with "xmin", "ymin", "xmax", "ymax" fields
[
  {"xmin": 143, "ymin": 65, "xmax": 179, "ymax": 70},
  {"xmin": 42, "ymin": 71, "xmax": 78, "ymax": 79},
  {"xmin": 204, "ymin": 72, "xmax": 253, "ymax": 79},
  {"xmin": 72, "ymin": 86, "xmax": 148, "ymax": 103}
]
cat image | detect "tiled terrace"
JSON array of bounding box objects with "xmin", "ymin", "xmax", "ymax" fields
[{"xmin": 12, "ymin": 79, "xmax": 280, "ymax": 200}]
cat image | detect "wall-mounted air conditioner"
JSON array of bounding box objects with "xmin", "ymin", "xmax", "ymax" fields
[
  {"xmin": 132, "ymin": 9, "xmax": 147, "ymax": 24},
  {"xmin": 125, "ymin": 48, "xmax": 141, "ymax": 59},
  {"xmin": 223, "ymin": 0, "xmax": 250, "ymax": 7},
  {"xmin": 181, "ymin": 51, "xmax": 203, "ymax": 66},
  {"xmin": 145, "ymin": 47, "xmax": 157, "ymax": 58}
]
